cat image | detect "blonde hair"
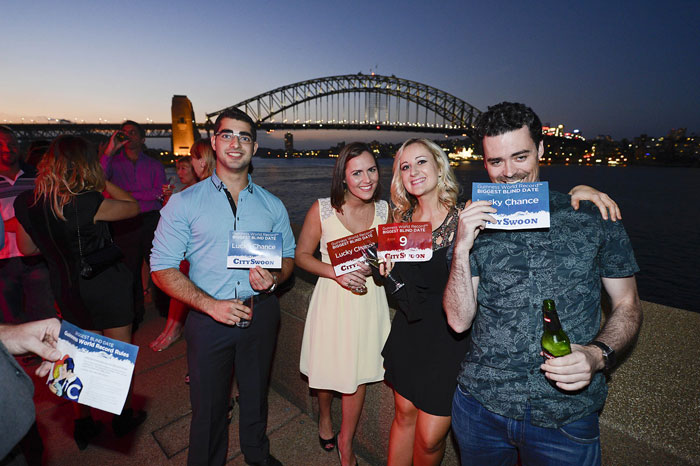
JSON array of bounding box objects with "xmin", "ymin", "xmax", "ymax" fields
[
  {"xmin": 190, "ymin": 139, "xmax": 215, "ymax": 180},
  {"xmin": 391, "ymin": 138, "xmax": 459, "ymax": 221},
  {"xmin": 34, "ymin": 135, "xmax": 105, "ymax": 220}
]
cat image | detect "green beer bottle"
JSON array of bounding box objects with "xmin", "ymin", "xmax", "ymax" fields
[{"xmin": 541, "ymin": 299, "xmax": 571, "ymax": 359}]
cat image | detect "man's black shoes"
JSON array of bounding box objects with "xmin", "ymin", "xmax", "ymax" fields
[{"xmin": 245, "ymin": 454, "xmax": 283, "ymax": 466}]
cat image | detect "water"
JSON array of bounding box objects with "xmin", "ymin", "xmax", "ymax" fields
[{"xmin": 189, "ymin": 159, "xmax": 700, "ymax": 313}]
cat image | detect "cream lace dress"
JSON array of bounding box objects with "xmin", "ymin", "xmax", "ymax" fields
[{"xmin": 299, "ymin": 198, "xmax": 391, "ymax": 393}]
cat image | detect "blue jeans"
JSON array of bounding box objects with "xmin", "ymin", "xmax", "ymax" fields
[{"xmin": 451, "ymin": 385, "xmax": 601, "ymax": 466}]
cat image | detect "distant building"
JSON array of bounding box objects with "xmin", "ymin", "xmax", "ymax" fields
[
  {"xmin": 542, "ymin": 124, "xmax": 585, "ymax": 141},
  {"xmin": 284, "ymin": 132, "xmax": 294, "ymax": 155},
  {"xmin": 171, "ymin": 95, "xmax": 198, "ymax": 156}
]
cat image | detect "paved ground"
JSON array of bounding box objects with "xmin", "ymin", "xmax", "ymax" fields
[
  {"xmin": 25, "ymin": 303, "xmax": 359, "ymax": 466},
  {"xmin": 20, "ymin": 297, "xmax": 700, "ymax": 465}
]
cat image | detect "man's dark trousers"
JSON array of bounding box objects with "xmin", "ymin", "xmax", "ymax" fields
[{"xmin": 184, "ymin": 295, "xmax": 279, "ymax": 466}]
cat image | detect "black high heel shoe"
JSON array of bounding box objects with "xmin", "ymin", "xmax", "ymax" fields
[
  {"xmin": 74, "ymin": 416, "xmax": 102, "ymax": 450},
  {"xmin": 112, "ymin": 408, "xmax": 147, "ymax": 437},
  {"xmin": 318, "ymin": 433, "xmax": 336, "ymax": 452}
]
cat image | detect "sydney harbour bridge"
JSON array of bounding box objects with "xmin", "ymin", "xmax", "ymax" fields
[{"xmin": 7, "ymin": 74, "xmax": 482, "ymax": 149}]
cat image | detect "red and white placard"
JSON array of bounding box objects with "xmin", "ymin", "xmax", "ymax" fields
[
  {"xmin": 378, "ymin": 222, "xmax": 432, "ymax": 262},
  {"xmin": 327, "ymin": 228, "xmax": 377, "ymax": 276}
]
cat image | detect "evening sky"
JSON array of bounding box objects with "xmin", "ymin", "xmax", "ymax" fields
[{"xmin": 2, "ymin": 0, "xmax": 698, "ymax": 148}]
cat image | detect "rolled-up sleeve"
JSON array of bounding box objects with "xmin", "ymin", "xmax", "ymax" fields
[{"xmin": 150, "ymin": 196, "xmax": 190, "ymax": 272}]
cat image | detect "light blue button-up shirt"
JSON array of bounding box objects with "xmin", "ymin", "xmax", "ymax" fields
[{"xmin": 150, "ymin": 170, "xmax": 295, "ymax": 300}]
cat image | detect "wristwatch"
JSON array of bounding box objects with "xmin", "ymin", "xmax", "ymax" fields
[
  {"xmin": 590, "ymin": 340, "xmax": 616, "ymax": 372},
  {"xmin": 266, "ymin": 274, "xmax": 278, "ymax": 294}
]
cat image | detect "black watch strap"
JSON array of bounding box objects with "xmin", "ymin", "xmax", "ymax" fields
[{"xmin": 590, "ymin": 340, "xmax": 616, "ymax": 372}]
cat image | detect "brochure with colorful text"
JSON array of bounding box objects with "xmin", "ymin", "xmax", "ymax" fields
[{"xmin": 47, "ymin": 321, "xmax": 138, "ymax": 415}]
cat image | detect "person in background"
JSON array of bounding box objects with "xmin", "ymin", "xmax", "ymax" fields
[
  {"xmin": 14, "ymin": 135, "xmax": 147, "ymax": 450},
  {"xmin": 297, "ymin": 142, "xmax": 391, "ymax": 466},
  {"xmin": 25, "ymin": 140, "xmax": 51, "ymax": 169},
  {"xmin": 151, "ymin": 108, "xmax": 294, "ymax": 466},
  {"xmin": 190, "ymin": 139, "xmax": 216, "ymax": 180},
  {"xmin": 101, "ymin": 120, "xmax": 168, "ymax": 327},
  {"xmin": 0, "ymin": 125, "xmax": 56, "ymax": 324},
  {"xmin": 159, "ymin": 156, "xmax": 197, "ymax": 207},
  {"xmin": 0, "ymin": 317, "xmax": 62, "ymax": 465},
  {"xmin": 149, "ymin": 151, "xmax": 204, "ymax": 352},
  {"xmin": 444, "ymin": 102, "xmax": 641, "ymax": 466}
]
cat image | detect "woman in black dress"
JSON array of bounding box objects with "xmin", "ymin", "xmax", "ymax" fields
[
  {"xmin": 14, "ymin": 135, "xmax": 146, "ymax": 449},
  {"xmin": 382, "ymin": 138, "xmax": 466, "ymax": 466},
  {"xmin": 381, "ymin": 138, "xmax": 622, "ymax": 466}
]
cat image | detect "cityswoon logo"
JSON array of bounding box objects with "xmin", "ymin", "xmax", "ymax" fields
[
  {"xmin": 64, "ymin": 378, "xmax": 84, "ymax": 401},
  {"xmin": 49, "ymin": 355, "xmax": 84, "ymax": 401},
  {"xmin": 496, "ymin": 217, "xmax": 541, "ymax": 226}
]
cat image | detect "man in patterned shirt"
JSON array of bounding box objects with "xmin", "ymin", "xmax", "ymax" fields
[{"xmin": 444, "ymin": 102, "xmax": 642, "ymax": 466}]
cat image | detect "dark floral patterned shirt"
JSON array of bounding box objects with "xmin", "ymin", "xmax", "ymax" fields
[{"xmin": 457, "ymin": 191, "xmax": 639, "ymax": 428}]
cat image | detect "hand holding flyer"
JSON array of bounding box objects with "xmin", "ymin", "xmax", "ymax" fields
[{"xmin": 47, "ymin": 321, "xmax": 138, "ymax": 415}]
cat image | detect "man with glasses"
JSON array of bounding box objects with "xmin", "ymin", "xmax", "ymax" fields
[
  {"xmin": 151, "ymin": 108, "xmax": 295, "ymax": 466},
  {"xmin": 101, "ymin": 120, "xmax": 168, "ymax": 327}
]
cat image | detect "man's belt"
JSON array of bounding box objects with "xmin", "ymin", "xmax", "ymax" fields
[{"xmin": 242, "ymin": 292, "xmax": 273, "ymax": 306}]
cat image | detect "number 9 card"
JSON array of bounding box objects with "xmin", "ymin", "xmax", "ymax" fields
[{"xmin": 378, "ymin": 222, "xmax": 432, "ymax": 262}]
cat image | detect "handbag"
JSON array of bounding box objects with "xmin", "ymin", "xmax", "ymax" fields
[{"xmin": 74, "ymin": 199, "xmax": 123, "ymax": 279}]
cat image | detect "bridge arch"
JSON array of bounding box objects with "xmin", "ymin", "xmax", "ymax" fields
[{"xmin": 206, "ymin": 74, "xmax": 481, "ymax": 137}]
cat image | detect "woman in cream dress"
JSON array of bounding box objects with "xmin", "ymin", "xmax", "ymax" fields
[{"xmin": 298, "ymin": 142, "xmax": 391, "ymax": 466}]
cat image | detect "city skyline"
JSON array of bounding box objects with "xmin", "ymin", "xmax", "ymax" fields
[{"xmin": 2, "ymin": 0, "xmax": 698, "ymax": 149}]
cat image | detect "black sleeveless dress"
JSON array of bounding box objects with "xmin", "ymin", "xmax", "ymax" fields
[
  {"xmin": 382, "ymin": 204, "xmax": 469, "ymax": 416},
  {"xmin": 14, "ymin": 190, "xmax": 133, "ymax": 330}
]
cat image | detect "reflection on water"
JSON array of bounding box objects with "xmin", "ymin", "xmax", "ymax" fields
[{"xmin": 185, "ymin": 159, "xmax": 700, "ymax": 313}]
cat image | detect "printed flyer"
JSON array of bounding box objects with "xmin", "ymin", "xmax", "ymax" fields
[
  {"xmin": 47, "ymin": 321, "xmax": 138, "ymax": 415},
  {"xmin": 378, "ymin": 222, "xmax": 433, "ymax": 262},
  {"xmin": 227, "ymin": 231, "xmax": 282, "ymax": 269},
  {"xmin": 327, "ymin": 228, "xmax": 377, "ymax": 276},
  {"xmin": 471, "ymin": 182, "xmax": 550, "ymax": 230}
]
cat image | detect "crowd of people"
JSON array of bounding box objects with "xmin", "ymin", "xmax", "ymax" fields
[{"xmin": 0, "ymin": 101, "xmax": 641, "ymax": 466}]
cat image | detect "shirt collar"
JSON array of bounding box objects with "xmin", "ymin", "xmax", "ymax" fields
[
  {"xmin": 117, "ymin": 148, "xmax": 145, "ymax": 161},
  {"xmin": 210, "ymin": 170, "xmax": 254, "ymax": 194},
  {"xmin": 0, "ymin": 168, "xmax": 24, "ymax": 184}
]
